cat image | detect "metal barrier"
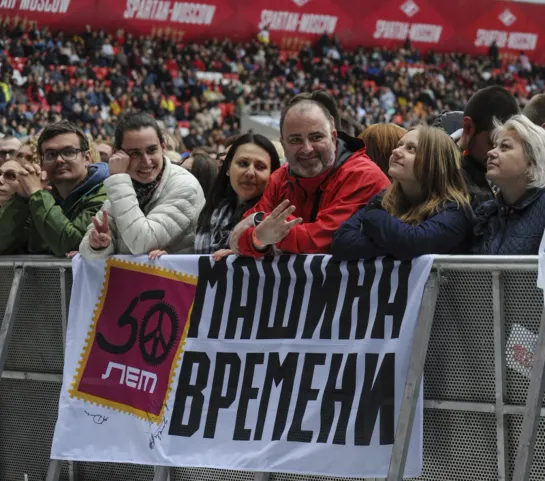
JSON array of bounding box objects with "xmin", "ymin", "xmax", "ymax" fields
[{"xmin": 1, "ymin": 256, "xmax": 545, "ymax": 481}]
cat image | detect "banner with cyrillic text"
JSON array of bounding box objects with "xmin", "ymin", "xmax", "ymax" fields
[{"xmin": 51, "ymin": 254, "xmax": 433, "ymax": 478}]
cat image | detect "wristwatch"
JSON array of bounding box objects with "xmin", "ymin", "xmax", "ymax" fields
[{"xmin": 253, "ymin": 211, "xmax": 266, "ymax": 226}]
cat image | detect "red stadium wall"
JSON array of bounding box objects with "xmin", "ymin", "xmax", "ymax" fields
[{"xmin": 2, "ymin": 0, "xmax": 545, "ymax": 62}]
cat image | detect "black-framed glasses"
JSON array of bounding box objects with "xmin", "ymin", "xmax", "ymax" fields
[
  {"xmin": 42, "ymin": 147, "xmax": 86, "ymax": 164},
  {"xmin": 0, "ymin": 168, "xmax": 19, "ymax": 182}
]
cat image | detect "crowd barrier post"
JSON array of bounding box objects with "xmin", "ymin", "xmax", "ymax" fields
[
  {"xmin": 152, "ymin": 466, "xmax": 172, "ymax": 480},
  {"xmin": 45, "ymin": 264, "xmax": 77, "ymax": 481},
  {"xmin": 253, "ymin": 473, "xmax": 270, "ymax": 481},
  {"xmin": 45, "ymin": 460, "xmax": 62, "ymax": 481},
  {"xmin": 386, "ymin": 272, "xmax": 440, "ymax": 481},
  {"xmin": 513, "ymin": 306, "xmax": 545, "ymax": 481},
  {"xmin": 492, "ymin": 271, "xmax": 511, "ymax": 481},
  {"xmin": 0, "ymin": 266, "xmax": 25, "ymax": 378}
]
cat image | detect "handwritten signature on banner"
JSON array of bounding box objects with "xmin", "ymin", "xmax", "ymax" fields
[
  {"xmin": 84, "ymin": 410, "xmax": 109, "ymax": 425},
  {"xmin": 70, "ymin": 258, "xmax": 198, "ymax": 424},
  {"xmin": 147, "ymin": 401, "xmax": 170, "ymax": 450}
]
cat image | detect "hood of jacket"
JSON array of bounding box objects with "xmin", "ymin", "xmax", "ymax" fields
[{"xmin": 57, "ymin": 162, "xmax": 109, "ymax": 213}]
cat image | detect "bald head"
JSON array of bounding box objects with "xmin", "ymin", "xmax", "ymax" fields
[{"xmin": 280, "ymin": 100, "xmax": 334, "ymax": 138}]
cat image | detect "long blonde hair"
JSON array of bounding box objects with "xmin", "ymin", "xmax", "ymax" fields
[{"xmin": 382, "ymin": 125, "xmax": 470, "ymax": 225}]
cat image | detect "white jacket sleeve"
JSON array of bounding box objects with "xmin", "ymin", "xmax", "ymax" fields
[
  {"xmin": 104, "ymin": 173, "xmax": 203, "ymax": 255},
  {"xmin": 78, "ymin": 204, "xmax": 118, "ymax": 260}
]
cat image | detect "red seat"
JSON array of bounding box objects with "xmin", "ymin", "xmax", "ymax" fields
[{"xmin": 94, "ymin": 67, "xmax": 109, "ymax": 80}]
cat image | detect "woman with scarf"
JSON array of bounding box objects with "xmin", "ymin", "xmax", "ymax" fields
[
  {"xmin": 79, "ymin": 113, "xmax": 205, "ymax": 259},
  {"xmin": 194, "ymin": 132, "xmax": 281, "ymax": 259},
  {"xmin": 150, "ymin": 133, "xmax": 280, "ymax": 260}
]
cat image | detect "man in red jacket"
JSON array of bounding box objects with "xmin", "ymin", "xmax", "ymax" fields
[{"xmin": 230, "ymin": 98, "xmax": 390, "ymax": 257}]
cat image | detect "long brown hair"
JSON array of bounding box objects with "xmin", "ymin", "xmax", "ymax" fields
[
  {"xmin": 382, "ymin": 125, "xmax": 470, "ymax": 225},
  {"xmin": 360, "ymin": 123, "xmax": 407, "ymax": 178}
]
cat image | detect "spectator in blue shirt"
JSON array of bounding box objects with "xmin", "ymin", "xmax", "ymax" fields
[{"xmin": 332, "ymin": 125, "xmax": 472, "ymax": 261}]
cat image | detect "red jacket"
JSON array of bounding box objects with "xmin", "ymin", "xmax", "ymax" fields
[{"xmin": 238, "ymin": 135, "xmax": 391, "ymax": 257}]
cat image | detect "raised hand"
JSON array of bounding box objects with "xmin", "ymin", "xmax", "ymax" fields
[
  {"xmin": 89, "ymin": 211, "xmax": 112, "ymax": 250},
  {"xmin": 19, "ymin": 163, "xmax": 49, "ymax": 197},
  {"xmin": 254, "ymin": 200, "xmax": 303, "ymax": 248},
  {"xmin": 108, "ymin": 150, "xmax": 131, "ymax": 176}
]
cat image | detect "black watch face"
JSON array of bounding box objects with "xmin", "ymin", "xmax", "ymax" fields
[{"xmin": 255, "ymin": 212, "xmax": 265, "ymax": 225}]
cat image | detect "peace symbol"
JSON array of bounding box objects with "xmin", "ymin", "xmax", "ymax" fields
[{"xmin": 139, "ymin": 302, "xmax": 179, "ymax": 365}]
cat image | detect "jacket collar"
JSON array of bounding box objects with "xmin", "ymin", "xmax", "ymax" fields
[
  {"xmin": 498, "ymin": 187, "xmax": 545, "ymax": 211},
  {"xmin": 53, "ymin": 162, "xmax": 109, "ymax": 212}
]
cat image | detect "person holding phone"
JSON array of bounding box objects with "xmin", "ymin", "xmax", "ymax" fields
[{"xmin": 79, "ymin": 112, "xmax": 205, "ymax": 259}]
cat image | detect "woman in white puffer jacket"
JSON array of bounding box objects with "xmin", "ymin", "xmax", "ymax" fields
[{"xmin": 79, "ymin": 113, "xmax": 205, "ymax": 259}]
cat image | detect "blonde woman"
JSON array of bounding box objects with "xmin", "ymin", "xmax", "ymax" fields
[
  {"xmin": 15, "ymin": 137, "xmax": 40, "ymax": 165},
  {"xmin": 332, "ymin": 125, "xmax": 472, "ymax": 260},
  {"xmin": 473, "ymin": 115, "xmax": 545, "ymax": 254}
]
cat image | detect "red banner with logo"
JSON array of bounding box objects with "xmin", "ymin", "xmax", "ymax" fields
[{"xmin": 1, "ymin": 0, "xmax": 545, "ymax": 62}]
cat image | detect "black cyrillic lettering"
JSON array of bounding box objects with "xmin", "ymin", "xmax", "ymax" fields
[
  {"xmin": 339, "ymin": 261, "xmax": 376, "ymax": 339},
  {"xmin": 188, "ymin": 256, "xmax": 228, "ymax": 339},
  {"xmin": 318, "ymin": 353, "xmax": 357, "ymax": 444},
  {"xmin": 371, "ymin": 259, "xmax": 411, "ymax": 339},
  {"xmin": 303, "ymin": 257, "xmax": 341, "ymax": 339},
  {"xmin": 234, "ymin": 353, "xmax": 265, "ymax": 440},
  {"xmin": 204, "ymin": 353, "xmax": 241, "ymax": 438},
  {"xmin": 257, "ymin": 256, "xmax": 307, "ymax": 339},
  {"xmin": 287, "ymin": 353, "xmax": 326, "ymax": 442},
  {"xmin": 226, "ymin": 258, "xmax": 259, "ymax": 339},
  {"xmin": 255, "ymin": 352, "xmax": 299, "ymax": 440},
  {"xmin": 355, "ymin": 353, "xmax": 395, "ymax": 446},
  {"xmin": 168, "ymin": 351, "xmax": 210, "ymax": 437}
]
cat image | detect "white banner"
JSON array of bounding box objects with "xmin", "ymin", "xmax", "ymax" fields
[{"xmin": 51, "ymin": 254, "xmax": 433, "ymax": 478}]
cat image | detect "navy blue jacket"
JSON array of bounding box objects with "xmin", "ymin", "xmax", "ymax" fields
[
  {"xmin": 472, "ymin": 188, "xmax": 545, "ymax": 255},
  {"xmin": 331, "ymin": 191, "xmax": 473, "ymax": 261}
]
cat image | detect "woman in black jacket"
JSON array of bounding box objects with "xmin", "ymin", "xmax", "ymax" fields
[
  {"xmin": 332, "ymin": 125, "xmax": 472, "ymax": 261},
  {"xmin": 472, "ymin": 114, "xmax": 545, "ymax": 255}
]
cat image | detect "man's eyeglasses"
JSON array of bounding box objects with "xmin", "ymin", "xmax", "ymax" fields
[
  {"xmin": 42, "ymin": 147, "xmax": 86, "ymax": 164},
  {"xmin": 0, "ymin": 149, "xmax": 17, "ymax": 160},
  {"xmin": 0, "ymin": 168, "xmax": 19, "ymax": 183}
]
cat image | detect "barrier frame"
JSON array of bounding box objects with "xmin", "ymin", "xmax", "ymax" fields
[{"xmin": 1, "ymin": 255, "xmax": 544, "ymax": 481}]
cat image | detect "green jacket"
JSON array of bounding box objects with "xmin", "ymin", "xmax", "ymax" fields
[{"xmin": 0, "ymin": 163, "xmax": 109, "ymax": 256}]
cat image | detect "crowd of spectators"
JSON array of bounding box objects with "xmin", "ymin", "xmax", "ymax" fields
[
  {"xmin": 2, "ymin": 21, "xmax": 545, "ymax": 261},
  {"xmin": 0, "ymin": 20, "xmax": 543, "ymax": 155}
]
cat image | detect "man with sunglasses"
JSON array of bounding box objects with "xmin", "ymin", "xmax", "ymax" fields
[{"xmin": 0, "ymin": 121, "xmax": 108, "ymax": 256}]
